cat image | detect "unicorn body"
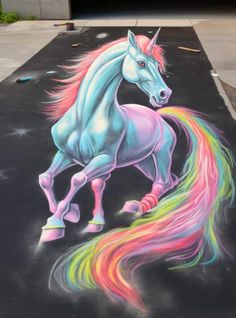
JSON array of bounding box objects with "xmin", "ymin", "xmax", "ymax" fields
[
  {"xmin": 53, "ymin": 102, "xmax": 169, "ymax": 169},
  {"xmin": 39, "ymin": 30, "xmax": 234, "ymax": 315}
]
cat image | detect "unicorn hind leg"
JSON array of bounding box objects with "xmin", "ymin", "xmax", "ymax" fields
[
  {"xmin": 122, "ymin": 127, "xmax": 178, "ymax": 214},
  {"xmin": 83, "ymin": 173, "xmax": 111, "ymax": 233}
]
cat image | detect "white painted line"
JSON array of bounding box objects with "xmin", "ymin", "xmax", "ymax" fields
[{"xmin": 211, "ymin": 69, "xmax": 236, "ymax": 120}]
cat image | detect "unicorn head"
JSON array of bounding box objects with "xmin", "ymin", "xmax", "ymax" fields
[{"xmin": 122, "ymin": 30, "xmax": 172, "ymax": 107}]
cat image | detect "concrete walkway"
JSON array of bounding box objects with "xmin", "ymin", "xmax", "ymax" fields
[{"xmin": 0, "ymin": 18, "xmax": 235, "ymax": 117}]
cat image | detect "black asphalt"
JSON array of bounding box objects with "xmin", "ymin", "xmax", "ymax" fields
[{"xmin": 0, "ymin": 27, "xmax": 235, "ymax": 318}]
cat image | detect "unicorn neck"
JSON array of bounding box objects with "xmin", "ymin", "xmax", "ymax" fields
[{"xmin": 77, "ymin": 42, "xmax": 127, "ymax": 125}]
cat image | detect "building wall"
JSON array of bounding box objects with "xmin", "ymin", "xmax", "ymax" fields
[{"xmin": 1, "ymin": 0, "xmax": 71, "ymax": 19}]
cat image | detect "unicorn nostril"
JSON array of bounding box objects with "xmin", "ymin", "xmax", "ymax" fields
[{"xmin": 159, "ymin": 90, "xmax": 167, "ymax": 99}]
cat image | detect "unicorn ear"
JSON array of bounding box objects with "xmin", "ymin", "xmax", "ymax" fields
[{"xmin": 127, "ymin": 30, "xmax": 138, "ymax": 49}]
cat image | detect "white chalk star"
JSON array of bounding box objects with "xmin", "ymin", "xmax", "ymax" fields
[
  {"xmin": 0, "ymin": 170, "xmax": 9, "ymax": 181},
  {"xmin": 96, "ymin": 33, "xmax": 108, "ymax": 39},
  {"xmin": 9, "ymin": 128, "xmax": 31, "ymax": 138}
]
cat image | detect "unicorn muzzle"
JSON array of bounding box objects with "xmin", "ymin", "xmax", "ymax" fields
[{"xmin": 150, "ymin": 88, "xmax": 172, "ymax": 107}]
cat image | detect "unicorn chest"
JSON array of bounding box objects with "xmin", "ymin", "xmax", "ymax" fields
[
  {"xmin": 66, "ymin": 129, "xmax": 105, "ymax": 164},
  {"xmin": 65, "ymin": 130, "xmax": 89, "ymax": 163}
]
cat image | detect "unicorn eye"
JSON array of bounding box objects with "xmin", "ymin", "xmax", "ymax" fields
[{"xmin": 137, "ymin": 60, "xmax": 146, "ymax": 68}]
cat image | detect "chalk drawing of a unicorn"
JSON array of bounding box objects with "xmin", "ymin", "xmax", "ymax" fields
[{"xmin": 39, "ymin": 30, "xmax": 234, "ymax": 314}]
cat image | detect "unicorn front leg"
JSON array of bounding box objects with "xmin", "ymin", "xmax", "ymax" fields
[
  {"xmin": 39, "ymin": 150, "xmax": 80, "ymax": 224},
  {"xmin": 40, "ymin": 154, "xmax": 116, "ymax": 242},
  {"xmin": 84, "ymin": 174, "xmax": 111, "ymax": 233}
]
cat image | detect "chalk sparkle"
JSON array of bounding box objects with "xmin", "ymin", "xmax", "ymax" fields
[
  {"xmin": 0, "ymin": 170, "xmax": 9, "ymax": 181},
  {"xmin": 96, "ymin": 33, "xmax": 108, "ymax": 39},
  {"xmin": 9, "ymin": 128, "xmax": 31, "ymax": 138}
]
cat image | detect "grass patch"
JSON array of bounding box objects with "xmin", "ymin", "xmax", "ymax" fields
[{"xmin": 0, "ymin": 3, "xmax": 35, "ymax": 23}]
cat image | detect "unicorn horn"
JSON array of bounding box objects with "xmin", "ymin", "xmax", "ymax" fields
[{"xmin": 147, "ymin": 28, "xmax": 161, "ymax": 55}]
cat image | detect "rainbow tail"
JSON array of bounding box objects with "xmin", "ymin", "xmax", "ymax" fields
[{"xmin": 49, "ymin": 107, "xmax": 235, "ymax": 314}]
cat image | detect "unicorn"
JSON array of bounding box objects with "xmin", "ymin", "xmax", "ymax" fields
[
  {"xmin": 39, "ymin": 28, "xmax": 176, "ymax": 241},
  {"xmin": 40, "ymin": 30, "xmax": 234, "ymax": 314}
]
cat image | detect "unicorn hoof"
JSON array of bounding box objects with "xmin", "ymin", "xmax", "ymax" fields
[
  {"xmin": 83, "ymin": 220, "xmax": 104, "ymax": 233},
  {"xmin": 63, "ymin": 204, "xmax": 80, "ymax": 223},
  {"xmin": 40, "ymin": 228, "xmax": 65, "ymax": 242},
  {"xmin": 40, "ymin": 216, "xmax": 65, "ymax": 242},
  {"xmin": 122, "ymin": 200, "xmax": 143, "ymax": 214}
]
